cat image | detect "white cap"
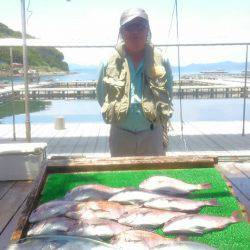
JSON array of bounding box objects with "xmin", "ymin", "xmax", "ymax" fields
[{"xmin": 120, "ymin": 8, "xmax": 149, "ymax": 27}]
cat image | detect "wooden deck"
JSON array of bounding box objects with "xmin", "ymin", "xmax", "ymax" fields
[
  {"xmin": 0, "ymin": 121, "xmax": 250, "ymax": 248},
  {"xmin": 0, "ymin": 121, "xmax": 249, "ymax": 157}
]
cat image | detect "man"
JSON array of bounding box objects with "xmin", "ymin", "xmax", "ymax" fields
[{"xmin": 97, "ymin": 8, "xmax": 173, "ymax": 157}]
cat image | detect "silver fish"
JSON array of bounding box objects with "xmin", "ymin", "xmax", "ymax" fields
[
  {"xmin": 27, "ymin": 217, "xmax": 76, "ymax": 236},
  {"xmin": 144, "ymin": 197, "xmax": 218, "ymax": 212},
  {"xmin": 64, "ymin": 184, "xmax": 126, "ymax": 202},
  {"xmin": 29, "ymin": 200, "xmax": 78, "ymax": 223},
  {"xmin": 112, "ymin": 241, "xmax": 149, "ymax": 250},
  {"xmin": 153, "ymin": 241, "xmax": 215, "ymax": 250},
  {"xmin": 139, "ymin": 176, "xmax": 212, "ymax": 195},
  {"xmin": 111, "ymin": 229, "xmax": 174, "ymax": 249},
  {"xmin": 66, "ymin": 201, "xmax": 138, "ymax": 220},
  {"xmin": 67, "ymin": 218, "xmax": 131, "ymax": 239},
  {"xmin": 118, "ymin": 207, "xmax": 185, "ymax": 229},
  {"xmin": 163, "ymin": 211, "xmax": 241, "ymax": 235},
  {"xmin": 108, "ymin": 190, "xmax": 163, "ymax": 204},
  {"xmin": 7, "ymin": 235, "xmax": 113, "ymax": 250}
]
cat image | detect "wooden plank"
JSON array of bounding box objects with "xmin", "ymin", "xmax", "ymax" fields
[
  {"xmin": 213, "ymin": 134, "xmax": 250, "ymax": 152},
  {"xmin": 47, "ymin": 155, "xmax": 217, "ymax": 173},
  {"xmin": 218, "ymin": 163, "xmax": 250, "ymax": 200},
  {"xmin": 94, "ymin": 124, "xmax": 108, "ymax": 154},
  {"xmin": 84, "ymin": 124, "xmax": 100, "ymax": 154},
  {"xmin": 227, "ymin": 182, "xmax": 250, "ymax": 215},
  {"xmin": 168, "ymin": 135, "xmax": 188, "ymax": 152},
  {"xmin": 1, "ymin": 122, "xmax": 250, "ymax": 157},
  {"xmin": 11, "ymin": 164, "xmax": 48, "ymax": 242},
  {"xmin": 216, "ymin": 165, "xmax": 250, "ymax": 220},
  {"xmin": 46, "ymin": 129, "xmax": 68, "ymax": 154},
  {"xmin": 0, "ymin": 181, "xmax": 32, "ymax": 234},
  {"xmin": 186, "ymin": 122, "xmax": 230, "ymax": 153},
  {"xmin": 52, "ymin": 123, "xmax": 80, "ymax": 154},
  {"xmin": 234, "ymin": 163, "xmax": 250, "ymax": 178},
  {"xmin": 104, "ymin": 126, "xmax": 110, "ymax": 153},
  {"xmin": 0, "ymin": 195, "xmax": 28, "ymax": 249},
  {"xmin": 0, "ymin": 181, "xmax": 15, "ymax": 200},
  {"xmin": 71, "ymin": 123, "xmax": 91, "ymax": 155},
  {"xmin": 58, "ymin": 123, "xmax": 81, "ymax": 155}
]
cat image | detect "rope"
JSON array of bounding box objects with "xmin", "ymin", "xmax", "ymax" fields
[
  {"xmin": 26, "ymin": 0, "xmax": 33, "ymax": 25},
  {"xmin": 159, "ymin": 1, "xmax": 176, "ymax": 58},
  {"xmin": 168, "ymin": 0, "xmax": 176, "ymax": 39},
  {"xmin": 175, "ymin": 0, "xmax": 188, "ymax": 150}
]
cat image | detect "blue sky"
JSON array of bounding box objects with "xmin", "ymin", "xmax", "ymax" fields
[{"xmin": 1, "ymin": 0, "xmax": 250, "ymax": 65}]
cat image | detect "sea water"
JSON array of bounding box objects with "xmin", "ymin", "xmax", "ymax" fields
[{"xmin": 0, "ymin": 98, "xmax": 249, "ymax": 124}]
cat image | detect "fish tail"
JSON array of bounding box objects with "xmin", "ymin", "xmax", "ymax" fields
[
  {"xmin": 231, "ymin": 211, "xmax": 243, "ymax": 222},
  {"xmin": 198, "ymin": 183, "xmax": 212, "ymax": 190},
  {"xmin": 207, "ymin": 198, "xmax": 219, "ymax": 206}
]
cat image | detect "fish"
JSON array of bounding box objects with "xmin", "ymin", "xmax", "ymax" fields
[
  {"xmin": 162, "ymin": 211, "xmax": 241, "ymax": 235},
  {"xmin": 139, "ymin": 175, "xmax": 212, "ymax": 195},
  {"xmin": 27, "ymin": 217, "xmax": 76, "ymax": 236},
  {"xmin": 144, "ymin": 197, "xmax": 219, "ymax": 212},
  {"xmin": 67, "ymin": 218, "xmax": 131, "ymax": 239},
  {"xmin": 118, "ymin": 207, "xmax": 185, "ymax": 229},
  {"xmin": 153, "ymin": 241, "xmax": 216, "ymax": 250},
  {"xmin": 108, "ymin": 190, "xmax": 164, "ymax": 204},
  {"xmin": 111, "ymin": 229, "xmax": 174, "ymax": 249},
  {"xmin": 112, "ymin": 241, "xmax": 150, "ymax": 249},
  {"xmin": 7, "ymin": 235, "xmax": 113, "ymax": 249},
  {"xmin": 66, "ymin": 200, "xmax": 139, "ymax": 220},
  {"xmin": 64, "ymin": 184, "xmax": 126, "ymax": 201},
  {"xmin": 29, "ymin": 200, "xmax": 78, "ymax": 223}
]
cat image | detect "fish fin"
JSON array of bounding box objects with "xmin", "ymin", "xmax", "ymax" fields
[
  {"xmin": 193, "ymin": 226, "xmax": 206, "ymax": 234},
  {"xmin": 163, "ymin": 214, "xmax": 188, "ymax": 227},
  {"xmin": 231, "ymin": 211, "xmax": 243, "ymax": 222},
  {"xmin": 198, "ymin": 183, "xmax": 212, "ymax": 190},
  {"xmin": 175, "ymin": 235, "xmax": 188, "ymax": 241},
  {"xmin": 207, "ymin": 198, "xmax": 220, "ymax": 206},
  {"xmin": 137, "ymin": 203, "xmax": 145, "ymax": 208}
]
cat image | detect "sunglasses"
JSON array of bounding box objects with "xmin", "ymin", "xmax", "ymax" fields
[{"xmin": 123, "ymin": 22, "xmax": 148, "ymax": 32}]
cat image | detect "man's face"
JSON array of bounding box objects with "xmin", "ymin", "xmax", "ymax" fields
[{"xmin": 121, "ymin": 18, "xmax": 149, "ymax": 53}]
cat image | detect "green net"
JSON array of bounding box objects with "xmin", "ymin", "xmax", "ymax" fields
[{"xmin": 40, "ymin": 167, "xmax": 250, "ymax": 250}]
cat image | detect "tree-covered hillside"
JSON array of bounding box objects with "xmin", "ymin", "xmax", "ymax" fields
[{"xmin": 0, "ymin": 23, "xmax": 68, "ymax": 72}]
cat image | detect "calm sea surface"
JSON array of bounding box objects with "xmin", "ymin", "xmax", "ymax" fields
[
  {"xmin": 0, "ymin": 99, "xmax": 249, "ymax": 124},
  {"xmin": 0, "ymin": 69, "xmax": 249, "ymax": 124}
]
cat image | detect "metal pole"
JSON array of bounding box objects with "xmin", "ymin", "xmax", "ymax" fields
[
  {"xmin": 9, "ymin": 47, "xmax": 16, "ymax": 140},
  {"xmin": 175, "ymin": 0, "xmax": 187, "ymax": 150},
  {"xmin": 21, "ymin": 0, "xmax": 31, "ymax": 141},
  {"xmin": 242, "ymin": 45, "xmax": 248, "ymax": 136}
]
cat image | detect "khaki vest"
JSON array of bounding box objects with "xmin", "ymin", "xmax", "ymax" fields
[{"xmin": 101, "ymin": 44, "xmax": 173, "ymax": 124}]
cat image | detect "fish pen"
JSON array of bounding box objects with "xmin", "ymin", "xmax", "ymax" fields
[{"xmin": 10, "ymin": 156, "xmax": 250, "ymax": 249}]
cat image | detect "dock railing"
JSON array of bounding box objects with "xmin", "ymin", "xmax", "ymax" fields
[{"xmin": 0, "ymin": 40, "xmax": 249, "ymax": 139}]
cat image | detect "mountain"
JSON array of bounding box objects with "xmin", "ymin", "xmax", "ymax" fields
[
  {"xmin": 69, "ymin": 63, "xmax": 99, "ymax": 72},
  {"xmin": 172, "ymin": 61, "xmax": 249, "ymax": 74},
  {"xmin": 69, "ymin": 61, "xmax": 248, "ymax": 75},
  {"xmin": 0, "ymin": 23, "xmax": 68, "ymax": 72}
]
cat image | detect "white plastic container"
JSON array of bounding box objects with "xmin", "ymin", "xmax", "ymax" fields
[
  {"xmin": 0, "ymin": 143, "xmax": 47, "ymax": 180},
  {"xmin": 54, "ymin": 117, "xmax": 65, "ymax": 130}
]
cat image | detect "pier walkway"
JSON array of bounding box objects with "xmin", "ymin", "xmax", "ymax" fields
[
  {"xmin": 0, "ymin": 79, "xmax": 249, "ymax": 101},
  {"xmin": 0, "ymin": 121, "xmax": 250, "ymax": 248},
  {"xmin": 0, "ymin": 121, "xmax": 249, "ymax": 157}
]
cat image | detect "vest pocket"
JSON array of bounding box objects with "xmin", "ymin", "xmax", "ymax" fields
[
  {"xmin": 103, "ymin": 77, "xmax": 125, "ymax": 100},
  {"xmin": 101, "ymin": 101, "xmax": 116, "ymax": 123}
]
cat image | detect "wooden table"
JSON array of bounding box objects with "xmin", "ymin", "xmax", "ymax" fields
[{"xmin": 0, "ymin": 157, "xmax": 249, "ymax": 248}]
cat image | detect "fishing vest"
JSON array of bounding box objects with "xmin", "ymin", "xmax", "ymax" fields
[{"xmin": 101, "ymin": 44, "xmax": 173, "ymax": 124}]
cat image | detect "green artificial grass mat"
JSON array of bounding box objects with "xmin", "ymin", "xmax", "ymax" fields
[{"xmin": 39, "ymin": 167, "xmax": 250, "ymax": 250}]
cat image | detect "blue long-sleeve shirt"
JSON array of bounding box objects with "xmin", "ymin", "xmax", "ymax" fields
[{"xmin": 97, "ymin": 55, "xmax": 173, "ymax": 132}]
